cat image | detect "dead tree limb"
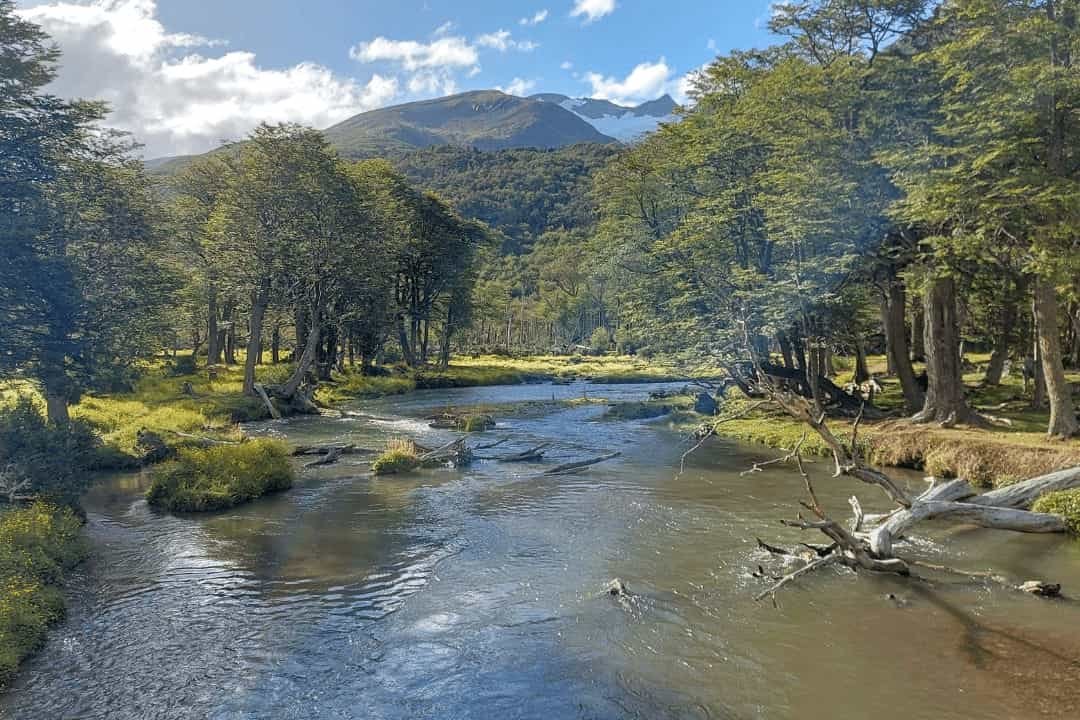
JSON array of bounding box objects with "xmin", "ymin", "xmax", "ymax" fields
[
  {"xmin": 544, "ymin": 452, "xmax": 621, "ymax": 476},
  {"xmin": 497, "ymin": 443, "xmax": 552, "ymax": 463},
  {"xmin": 253, "ymin": 383, "xmax": 282, "ymax": 420}
]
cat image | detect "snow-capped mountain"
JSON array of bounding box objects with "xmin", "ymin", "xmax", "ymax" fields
[{"xmin": 531, "ymin": 93, "xmax": 678, "ymax": 141}]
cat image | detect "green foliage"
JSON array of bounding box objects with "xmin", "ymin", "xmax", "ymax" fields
[
  {"xmin": 1033, "ymin": 490, "xmax": 1080, "ymax": 535},
  {"xmin": 0, "ymin": 502, "xmax": 85, "ymax": 687},
  {"xmin": 0, "ymin": 398, "xmax": 101, "ymax": 505},
  {"xmin": 146, "ymin": 439, "xmax": 294, "ymax": 513}
]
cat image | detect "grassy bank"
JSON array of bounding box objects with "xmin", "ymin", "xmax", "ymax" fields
[
  {"xmin": 145, "ymin": 439, "xmax": 295, "ymax": 513},
  {"xmin": 0, "ymin": 503, "xmax": 85, "ymax": 687},
  {"xmin": 316, "ymin": 354, "xmax": 695, "ymax": 404},
  {"xmin": 707, "ymin": 355, "xmax": 1080, "ymax": 488}
]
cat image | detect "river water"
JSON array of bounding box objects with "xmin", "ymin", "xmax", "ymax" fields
[{"xmin": 4, "ymin": 381, "xmax": 1080, "ymax": 719}]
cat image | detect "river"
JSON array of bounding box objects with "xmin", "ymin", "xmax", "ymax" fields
[{"xmin": 3, "ymin": 381, "xmax": 1080, "ymax": 719}]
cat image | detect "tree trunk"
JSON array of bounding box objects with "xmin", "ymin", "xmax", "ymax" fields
[
  {"xmin": 880, "ymin": 282, "xmax": 924, "ymax": 413},
  {"xmin": 913, "ymin": 276, "xmax": 978, "ymax": 425},
  {"xmin": 984, "ymin": 301, "xmax": 1017, "ymax": 386},
  {"xmin": 910, "ymin": 304, "xmax": 925, "ymax": 361},
  {"xmin": 243, "ymin": 278, "xmax": 270, "ymax": 396},
  {"xmin": 777, "ymin": 331, "xmax": 795, "ymax": 369},
  {"xmin": 281, "ymin": 301, "xmax": 321, "ymax": 399},
  {"xmin": 271, "ymin": 323, "xmax": 281, "ymax": 365},
  {"xmin": 398, "ymin": 314, "xmax": 416, "ymax": 367},
  {"xmin": 438, "ymin": 305, "xmax": 454, "ymax": 370},
  {"xmin": 1033, "ymin": 277, "xmax": 1079, "ymax": 438},
  {"xmin": 207, "ymin": 283, "xmax": 220, "ymax": 366},
  {"xmin": 854, "ymin": 340, "xmax": 870, "ymax": 384}
]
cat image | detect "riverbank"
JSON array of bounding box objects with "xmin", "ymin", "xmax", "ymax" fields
[
  {"xmin": 0, "ymin": 503, "xmax": 85, "ymax": 688},
  {"xmin": 704, "ymin": 355, "xmax": 1080, "ymax": 488}
]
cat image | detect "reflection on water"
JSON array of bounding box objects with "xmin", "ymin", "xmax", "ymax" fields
[{"xmin": 3, "ymin": 381, "xmax": 1080, "ymax": 719}]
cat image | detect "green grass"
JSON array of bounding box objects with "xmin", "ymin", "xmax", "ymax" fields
[
  {"xmin": 145, "ymin": 439, "xmax": 295, "ymax": 513},
  {"xmin": 0, "ymin": 503, "xmax": 85, "ymax": 687},
  {"xmin": 1033, "ymin": 489, "xmax": 1080, "ymax": 534},
  {"xmin": 371, "ymin": 439, "xmax": 421, "ymax": 476}
]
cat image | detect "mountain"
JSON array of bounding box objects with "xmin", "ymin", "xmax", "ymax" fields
[
  {"xmin": 322, "ymin": 90, "xmax": 617, "ymax": 158},
  {"xmin": 531, "ymin": 93, "xmax": 678, "ymax": 141}
]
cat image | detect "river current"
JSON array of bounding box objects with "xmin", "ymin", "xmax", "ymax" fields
[{"xmin": 4, "ymin": 381, "xmax": 1080, "ymax": 719}]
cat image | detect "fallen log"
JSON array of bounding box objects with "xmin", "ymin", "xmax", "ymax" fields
[
  {"xmin": 543, "ymin": 452, "xmax": 621, "ymax": 476},
  {"xmin": 867, "ymin": 467, "xmax": 1080, "ymax": 557},
  {"xmin": 291, "ymin": 444, "xmax": 374, "ymax": 457},
  {"xmin": 304, "ymin": 446, "xmax": 344, "ymax": 468},
  {"xmin": 253, "ymin": 383, "xmax": 282, "ymax": 420},
  {"xmin": 497, "ymin": 443, "xmax": 552, "ymax": 463},
  {"xmin": 419, "ymin": 438, "xmax": 473, "ymax": 468}
]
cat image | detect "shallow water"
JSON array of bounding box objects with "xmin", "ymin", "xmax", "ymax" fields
[{"xmin": 4, "ymin": 381, "xmax": 1080, "ymax": 719}]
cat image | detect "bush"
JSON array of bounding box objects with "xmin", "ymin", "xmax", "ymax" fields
[
  {"xmin": 0, "ymin": 398, "xmax": 101, "ymax": 506},
  {"xmin": 0, "ymin": 502, "xmax": 85, "ymax": 687},
  {"xmin": 1032, "ymin": 489, "xmax": 1080, "ymax": 535},
  {"xmin": 146, "ymin": 439, "xmax": 294, "ymax": 512},
  {"xmin": 589, "ymin": 327, "xmax": 611, "ymax": 355},
  {"xmin": 371, "ymin": 439, "xmax": 421, "ymax": 476}
]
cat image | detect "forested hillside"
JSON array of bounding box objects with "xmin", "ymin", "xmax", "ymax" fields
[{"xmin": 395, "ymin": 144, "xmax": 616, "ymax": 254}]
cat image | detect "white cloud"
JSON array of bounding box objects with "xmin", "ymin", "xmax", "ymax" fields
[
  {"xmin": 350, "ymin": 36, "xmax": 479, "ymax": 71},
  {"xmin": 497, "ymin": 77, "xmax": 538, "ymax": 96},
  {"xmin": 19, "ymin": 0, "xmax": 398, "ymax": 157},
  {"xmin": 583, "ymin": 59, "xmax": 674, "ymax": 105},
  {"xmin": 433, "ymin": 21, "xmax": 456, "ymax": 37},
  {"xmin": 475, "ymin": 30, "xmax": 538, "ymax": 52},
  {"xmin": 560, "ymin": 60, "xmax": 574, "ymax": 70},
  {"xmin": 570, "ymin": 0, "xmax": 616, "ymax": 23},
  {"xmin": 519, "ymin": 9, "xmax": 549, "ymax": 26}
]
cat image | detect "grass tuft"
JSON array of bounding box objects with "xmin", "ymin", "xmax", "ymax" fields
[{"xmin": 371, "ymin": 439, "xmax": 421, "ymax": 476}]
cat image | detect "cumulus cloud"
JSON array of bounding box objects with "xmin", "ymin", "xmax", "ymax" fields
[
  {"xmin": 497, "ymin": 77, "xmax": 538, "ymax": 96},
  {"xmin": 475, "ymin": 29, "xmax": 538, "ymax": 52},
  {"xmin": 19, "ymin": 0, "xmax": 398, "ymax": 157},
  {"xmin": 570, "ymin": 0, "xmax": 616, "ymax": 24},
  {"xmin": 583, "ymin": 59, "xmax": 675, "ymax": 105},
  {"xmin": 350, "ymin": 36, "xmax": 479, "ymax": 71},
  {"xmin": 520, "ymin": 9, "xmax": 549, "ymax": 26}
]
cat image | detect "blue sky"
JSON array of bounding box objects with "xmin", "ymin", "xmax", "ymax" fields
[{"xmin": 16, "ymin": 0, "xmax": 778, "ymax": 156}]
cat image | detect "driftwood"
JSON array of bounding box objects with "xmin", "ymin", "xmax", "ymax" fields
[
  {"xmin": 419, "ymin": 438, "xmax": 473, "ymax": 468},
  {"xmin": 543, "ymin": 452, "xmax": 621, "ymax": 476},
  {"xmin": 304, "ymin": 446, "xmax": 344, "ymax": 468},
  {"xmin": 869, "ymin": 467, "xmax": 1080, "ymax": 557},
  {"xmin": 166, "ymin": 430, "xmax": 240, "ymax": 447},
  {"xmin": 291, "ymin": 444, "xmax": 375, "ymax": 457},
  {"xmin": 472, "ymin": 437, "xmax": 511, "ymax": 451},
  {"xmin": 497, "ymin": 443, "xmax": 552, "ymax": 463}
]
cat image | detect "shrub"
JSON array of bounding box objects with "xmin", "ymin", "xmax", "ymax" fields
[
  {"xmin": 1032, "ymin": 489, "xmax": 1080, "ymax": 535},
  {"xmin": 462, "ymin": 414, "xmax": 496, "ymax": 432},
  {"xmin": 146, "ymin": 439, "xmax": 294, "ymax": 512},
  {"xmin": 371, "ymin": 439, "xmax": 421, "ymax": 476},
  {"xmin": 589, "ymin": 327, "xmax": 611, "ymax": 355},
  {"xmin": 0, "ymin": 502, "xmax": 85, "ymax": 687},
  {"xmin": 0, "ymin": 398, "xmax": 101, "ymax": 506}
]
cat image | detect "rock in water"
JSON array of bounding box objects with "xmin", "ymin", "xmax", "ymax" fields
[
  {"xmin": 605, "ymin": 578, "xmax": 629, "ymax": 597},
  {"xmin": 694, "ymin": 392, "xmax": 718, "ymax": 416}
]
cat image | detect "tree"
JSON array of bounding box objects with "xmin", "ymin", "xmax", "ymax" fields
[
  {"xmin": 1, "ymin": 1, "xmax": 171, "ymax": 422},
  {"xmin": 888, "ymin": 0, "xmax": 1080, "ymax": 437}
]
